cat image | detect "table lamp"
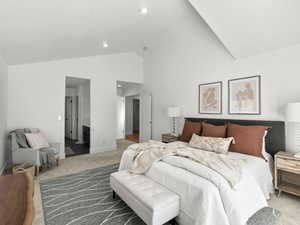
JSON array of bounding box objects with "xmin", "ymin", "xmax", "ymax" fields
[
  {"xmin": 286, "ymin": 103, "xmax": 300, "ymax": 154},
  {"xmin": 168, "ymin": 107, "xmax": 181, "ymax": 135}
]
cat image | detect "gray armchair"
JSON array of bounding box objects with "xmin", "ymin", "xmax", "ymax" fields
[{"xmin": 9, "ymin": 128, "xmax": 60, "ymax": 175}]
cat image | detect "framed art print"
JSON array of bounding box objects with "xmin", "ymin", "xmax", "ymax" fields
[
  {"xmin": 228, "ymin": 75, "xmax": 261, "ymax": 115},
  {"xmin": 199, "ymin": 81, "xmax": 222, "ymax": 114}
]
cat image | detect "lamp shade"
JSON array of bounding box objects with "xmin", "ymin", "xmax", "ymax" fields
[
  {"xmin": 168, "ymin": 107, "xmax": 181, "ymax": 117},
  {"xmin": 286, "ymin": 103, "xmax": 300, "ymax": 122}
]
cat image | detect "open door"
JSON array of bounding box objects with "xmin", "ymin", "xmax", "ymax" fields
[{"xmin": 139, "ymin": 92, "xmax": 152, "ymax": 142}]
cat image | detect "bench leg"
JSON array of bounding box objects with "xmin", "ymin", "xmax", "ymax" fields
[
  {"xmin": 112, "ymin": 191, "xmax": 116, "ymax": 199},
  {"xmin": 170, "ymin": 218, "xmax": 176, "ymax": 225}
]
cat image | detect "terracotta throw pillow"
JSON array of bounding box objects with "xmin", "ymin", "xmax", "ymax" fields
[
  {"xmin": 201, "ymin": 122, "xmax": 227, "ymax": 138},
  {"xmin": 179, "ymin": 120, "xmax": 202, "ymax": 142},
  {"xmin": 227, "ymin": 123, "xmax": 268, "ymax": 159}
]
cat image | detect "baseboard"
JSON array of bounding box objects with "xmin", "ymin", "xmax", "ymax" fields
[
  {"xmin": 90, "ymin": 144, "xmax": 117, "ymax": 154},
  {"xmin": 60, "ymin": 152, "xmax": 66, "ymax": 160}
]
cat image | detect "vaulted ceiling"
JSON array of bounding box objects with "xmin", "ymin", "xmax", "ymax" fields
[
  {"xmin": 1, "ymin": 0, "xmax": 300, "ymax": 64},
  {"xmin": 0, "ymin": 0, "xmax": 191, "ymax": 65},
  {"xmin": 189, "ymin": 0, "xmax": 300, "ymax": 58}
]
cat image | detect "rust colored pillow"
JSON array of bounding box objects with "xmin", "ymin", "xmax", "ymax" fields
[
  {"xmin": 179, "ymin": 120, "xmax": 202, "ymax": 142},
  {"xmin": 227, "ymin": 123, "xmax": 268, "ymax": 159},
  {"xmin": 201, "ymin": 122, "xmax": 227, "ymax": 138}
]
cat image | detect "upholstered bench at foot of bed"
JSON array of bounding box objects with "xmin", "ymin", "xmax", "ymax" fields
[{"xmin": 110, "ymin": 170, "xmax": 180, "ymax": 225}]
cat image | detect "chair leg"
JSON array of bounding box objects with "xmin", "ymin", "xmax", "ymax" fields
[
  {"xmin": 56, "ymin": 158, "xmax": 60, "ymax": 167},
  {"xmin": 35, "ymin": 165, "xmax": 39, "ymax": 176},
  {"xmin": 113, "ymin": 191, "xmax": 116, "ymax": 199}
]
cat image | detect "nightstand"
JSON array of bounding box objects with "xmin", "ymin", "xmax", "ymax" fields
[
  {"xmin": 275, "ymin": 151, "xmax": 300, "ymax": 197},
  {"xmin": 162, "ymin": 134, "xmax": 179, "ymax": 143}
]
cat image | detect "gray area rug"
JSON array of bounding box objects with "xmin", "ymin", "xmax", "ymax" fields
[{"xmin": 40, "ymin": 164, "xmax": 281, "ymax": 225}]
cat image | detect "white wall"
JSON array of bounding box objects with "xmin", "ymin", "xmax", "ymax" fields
[
  {"xmin": 8, "ymin": 53, "xmax": 143, "ymax": 157},
  {"xmin": 77, "ymin": 82, "xmax": 90, "ymax": 143},
  {"xmin": 144, "ymin": 8, "xmax": 300, "ymax": 143},
  {"xmin": 0, "ymin": 54, "xmax": 8, "ymax": 173}
]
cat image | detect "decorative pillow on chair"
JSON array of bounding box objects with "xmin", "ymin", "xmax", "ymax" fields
[
  {"xmin": 227, "ymin": 123, "xmax": 268, "ymax": 159},
  {"xmin": 201, "ymin": 122, "xmax": 227, "ymax": 138},
  {"xmin": 179, "ymin": 120, "xmax": 202, "ymax": 142},
  {"xmin": 15, "ymin": 129, "xmax": 30, "ymax": 148},
  {"xmin": 189, "ymin": 134, "xmax": 234, "ymax": 154},
  {"xmin": 25, "ymin": 132, "xmax": 50, "ymax": 149}
]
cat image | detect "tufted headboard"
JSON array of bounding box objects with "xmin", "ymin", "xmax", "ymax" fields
[{"xmin": 185, "ymin": 118, "xmax": 285, "ymax": 156}]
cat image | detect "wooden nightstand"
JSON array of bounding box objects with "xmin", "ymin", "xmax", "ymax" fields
[
  {"xmin": 162, "ymin": 134, "xmax": 179, "ymax": 143},
  {"xmin": 275, "ymin": 151, "xmax": 300, "ymax": 197}
]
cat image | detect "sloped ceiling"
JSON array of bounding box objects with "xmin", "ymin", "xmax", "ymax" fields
[
  {"xmin": 0, "ymin": 0, "xmax": 192, "ymax": 65},
  {"xmin": 189, "ymin": 0, "xmax": 300, "ymax": 58}
]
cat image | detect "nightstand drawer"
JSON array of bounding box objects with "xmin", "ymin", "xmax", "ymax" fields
[{"xmin": 277, "ymin": 158, "xmax": 300, "ymax": 173}]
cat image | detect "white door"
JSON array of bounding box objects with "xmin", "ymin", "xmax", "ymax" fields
[
  {"xmin": 65, "ymin": 96, "xmax": 73, "ymax": 139},
  {"xmin": 139, "ymin": 92, "xmax": 152, "ymax": 142}
]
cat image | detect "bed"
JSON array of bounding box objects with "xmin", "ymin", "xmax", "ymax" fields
[{"xmin": 119, "ymin": 118, "xmax": 285, "ymax": 225}]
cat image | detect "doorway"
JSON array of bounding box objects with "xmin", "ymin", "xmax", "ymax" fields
[
  {"xmin": 125, "ymin": 95, "xmax": 140, "ymax": 143},
  {"xmin": 116, "ymin": 81, "xmax": 151, "ymax": 144},
  {"xmin": 65, "ymin": 77, "xmax": 90, "ymax": 157}
]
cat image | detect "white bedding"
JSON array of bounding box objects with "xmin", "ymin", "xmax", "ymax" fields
[{"xmin": 119, "ymin": 141, "xmax": 274, "ymax": 225}]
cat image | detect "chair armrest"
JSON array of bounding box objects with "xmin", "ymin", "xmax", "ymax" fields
[{"xmin": 12, "ymin": 148, "xmax": 40, "ymax": 166}]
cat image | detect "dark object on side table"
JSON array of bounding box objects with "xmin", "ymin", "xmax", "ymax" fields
[{"xmin": 162, "ymin": 133, "xmax": 179, "ymax": 143}]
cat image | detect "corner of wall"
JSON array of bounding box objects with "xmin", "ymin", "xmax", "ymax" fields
[{"xmin": 0, "ymin": 53, "xmax": 8, "ymax": 174}]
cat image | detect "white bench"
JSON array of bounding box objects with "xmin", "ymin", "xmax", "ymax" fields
[{"xmin": 110, "ymin": 170, "xmax": 180, "ymax": 225}]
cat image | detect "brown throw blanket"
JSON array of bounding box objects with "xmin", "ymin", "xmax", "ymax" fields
[{"xmin": 130, "ymin": 141, "xmax": 246, "ymax": 188}]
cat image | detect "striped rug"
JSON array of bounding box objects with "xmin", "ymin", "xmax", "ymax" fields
[
  {"xmin": 40, "ymin": 164, "xmax": 280, "ymax": 225},
  {"xmin": 40, "ymin": 164, "xmax": 148, "ymax": 225}
]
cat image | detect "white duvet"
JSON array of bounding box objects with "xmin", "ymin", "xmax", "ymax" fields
[{"xmin": 119, "ymin": 141, "xmax": 274, "ymax": 225}]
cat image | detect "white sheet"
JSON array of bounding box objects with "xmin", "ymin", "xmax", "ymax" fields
[
  {"xmin": 119, "ymin": 141, "xmax": 274, "ymax": 225},
  {"xmin": 227, "ymin": 151, "xmax": 274, "ymax": 199}
]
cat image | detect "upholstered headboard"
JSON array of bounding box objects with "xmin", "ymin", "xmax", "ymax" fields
[{"xmin": 185, "ymin": 118, "xmax": 285, "ymax": 156}]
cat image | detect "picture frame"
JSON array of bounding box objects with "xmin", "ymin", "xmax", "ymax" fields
[
  {"xmin": 198, "ymin": 81, "xmax": 222, "ymax": 114},
  {"xmin": 228, "ymin": 75, "xmax": 261, "ymax": 115}
]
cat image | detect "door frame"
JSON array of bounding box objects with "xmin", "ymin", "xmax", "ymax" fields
[{"xmin": 64, "ymin": 76, "xmax": 91, "ymax": 157}]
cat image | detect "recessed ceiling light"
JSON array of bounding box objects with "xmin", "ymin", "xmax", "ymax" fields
[
  {"xmin": 139, "ymin": 7, "xmax": 148, "ymax": 15},
  {"xmin": 117, "ymin": 84, "xmax": 122, "ymax": 88},
  {"xmin": 102, "ymin": 41, "xmax": 109, "ymax": 48}
]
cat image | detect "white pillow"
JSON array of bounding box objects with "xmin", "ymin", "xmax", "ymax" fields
[
  {"xmin": 189, "ymin": 133, "xmax": 234, "ymax": 154},
  {"xmin": 25, "ymin": 132, "xmax": 50, "ymax": 149}
]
